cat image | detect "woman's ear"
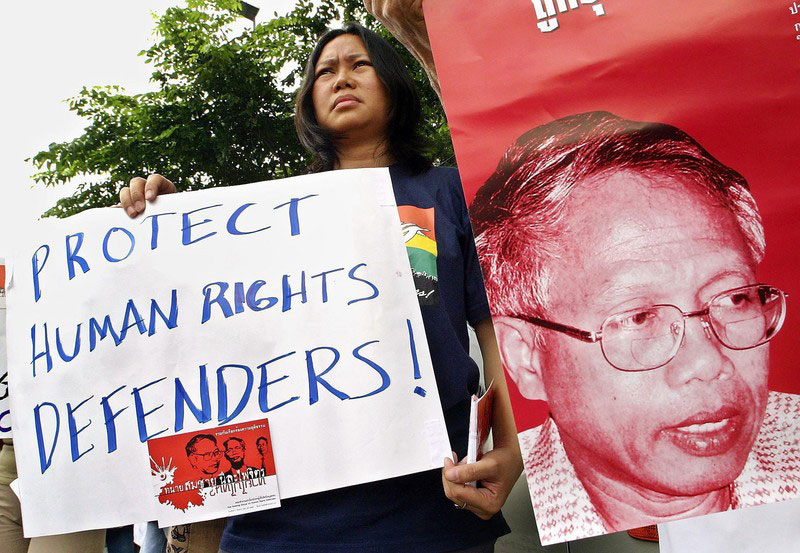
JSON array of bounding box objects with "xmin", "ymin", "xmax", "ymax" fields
[{"xmin": 493, "ymin": 316, "xmax": 548, "ymax": 402}]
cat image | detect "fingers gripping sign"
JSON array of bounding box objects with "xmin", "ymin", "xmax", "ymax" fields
[{"xmin": 119, "ymin": 174, "xmax": 177, "ymax": 218}]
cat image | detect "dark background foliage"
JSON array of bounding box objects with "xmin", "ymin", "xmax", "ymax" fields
[{"xmin": 30, "ymin": 0, "xmax": 452, "ymax": 218}]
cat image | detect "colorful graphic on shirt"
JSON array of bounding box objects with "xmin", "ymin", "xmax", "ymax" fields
[{"xmin": 397, "ymin": 206, "xmax": 438, "ymax": 305}]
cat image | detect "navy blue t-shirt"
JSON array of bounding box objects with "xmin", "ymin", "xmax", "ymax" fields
[{"xmin": 220, "ymin": 165, "xmax": 510, "ymax": 552}]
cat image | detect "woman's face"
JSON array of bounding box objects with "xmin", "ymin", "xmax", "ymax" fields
[{"xmin": 311, "ymin": 34, "xmax": 391, "ymax": 143}]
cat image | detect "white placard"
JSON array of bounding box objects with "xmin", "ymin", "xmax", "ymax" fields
[{"xmin": 6, "ymin": 169, "xmax": 451, "ymax": 537}]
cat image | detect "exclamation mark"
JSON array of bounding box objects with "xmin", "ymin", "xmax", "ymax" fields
[{"xmin": 407, "ymin": 319, "xmax": 426, "ymax": 397}]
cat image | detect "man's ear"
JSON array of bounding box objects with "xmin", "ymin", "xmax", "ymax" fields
[{"xmin": 493, "ymin": 316, "xmax": 547, "ymax": 402}]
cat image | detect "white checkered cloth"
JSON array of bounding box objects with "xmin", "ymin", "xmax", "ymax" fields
[{"xmin": 519, "ymin": 391, "xmax": 800, "ymax": 545}]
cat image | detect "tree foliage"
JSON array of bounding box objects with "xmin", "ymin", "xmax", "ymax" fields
[{"xmin": 31, "ymin": 0, "xmax": 453, "ymax": 218}]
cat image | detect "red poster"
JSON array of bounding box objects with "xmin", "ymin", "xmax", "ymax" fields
[{"xmin": 427, "ymin": 1, "xmax": 800, "ymax": 544}]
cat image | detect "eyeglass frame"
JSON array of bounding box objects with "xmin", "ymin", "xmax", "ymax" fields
[
  {"xmin": 190, "ymin": 448, "xmax": 222, "ymax": 461},
  {"xmin": 510, "ymin": 283, "xmax": 788, "ymax": 372}
]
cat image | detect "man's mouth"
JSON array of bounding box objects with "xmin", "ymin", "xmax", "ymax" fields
[{"xmin": 661, "ymin": 407, "xmax": 745, "ymax": 457}]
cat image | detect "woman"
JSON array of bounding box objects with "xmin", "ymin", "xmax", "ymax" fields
[{"xmin": 121, "ymin": 21, "xmax": 521, "ymax": 553}]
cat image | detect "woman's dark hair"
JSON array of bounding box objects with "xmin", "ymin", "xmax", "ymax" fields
[{"xmin": 295, "ymin": 22, "xmax": 432, "ymax": 174}]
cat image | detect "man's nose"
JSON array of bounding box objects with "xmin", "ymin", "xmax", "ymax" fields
[{"xmin": 664, "ymin": 316, "xmax": 734, "ymax": 387}]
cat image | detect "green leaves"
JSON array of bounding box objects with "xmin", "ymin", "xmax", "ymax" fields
[{"xmin": 32, "ymin": 0, "xmax": 452, "ymax": 218}]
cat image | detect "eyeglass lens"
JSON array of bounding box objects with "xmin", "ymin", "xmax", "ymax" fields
[
  {"xmin": 601, "ymin": 306, "xmax": 683, "ymax": 371},
  {"xmin": 708, "ymin": 286, "xmax": 784, "ymax": 349},
  {"xmin": 599, "ymin": 285, "xmax": 785, "ymax": 371},
  {"xmin": 194, "ymin": 449, "xmax": 221, "ymax": 460}
]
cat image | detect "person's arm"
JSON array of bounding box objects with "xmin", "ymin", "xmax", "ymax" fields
[
  {"xmin": 119, "ymin": 174, "xmax": 177, "ymax": 217},
  {"xmin": 364, "ymin": 0, "xmax": 441, "ymax": 100},
  {"xmin": 441, "ymin": 317, "xmax": 523, "ymax": 519}
]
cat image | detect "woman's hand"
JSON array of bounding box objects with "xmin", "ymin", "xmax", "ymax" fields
[
  {"xmin": 363, "ymin": 0, "xmax": 441, "ymax": 99},
  {"xmin": 364, "ymin": 0, "xmax": 425, "ymax": 30},
  {"xmin": 119, "ymin": 174, "xmax": 177, "ymax": 217},
  {"xmin": 442, "ymin": 443, "xmax": 523, "ymax": 520}
]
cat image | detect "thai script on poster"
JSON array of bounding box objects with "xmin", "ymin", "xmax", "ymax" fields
[
  {"xmin": 5, "ymin": 168, "xmax": 451, "ymax": 537},
  {"xmin": 790, "ymin": 2, "xmax": 800, "ymax": 40},
  {"xmin": 531, "ymin": 0, "xmax": 607, "ymax": 33}
]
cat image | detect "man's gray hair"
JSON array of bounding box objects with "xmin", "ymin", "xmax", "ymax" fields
[{"xmin": 470, "ymin": 112, "xmax": 765, "ymax": 346}]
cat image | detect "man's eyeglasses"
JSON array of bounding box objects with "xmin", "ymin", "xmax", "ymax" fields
[
  {"xmin": 191, "ymin": 449, "xmax": 222, "ymax": 461},
  {"xmin": 512, "ymin": 284, "xmax": 787, "ymax": 371}
]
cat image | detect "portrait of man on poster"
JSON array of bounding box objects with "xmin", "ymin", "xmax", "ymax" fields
[
  {"xmin": 256, "ymin": 436, "xmax": 276, "ymax": 475},
  {"xmin": 185, "ymin": 434, "xmax": 223, "ymax": 479},
  {"xmin": 470, "ymin": 111, "xmax": 800, "ymax": 543},
  {"xmin": 222, "ymin": 437, "xmax": 259, "ymax": 479}
]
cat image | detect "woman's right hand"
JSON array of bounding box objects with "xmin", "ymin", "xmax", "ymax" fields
[{"xmin": 119, "ymin": 174, "xmax": 177, "ymax": 217}]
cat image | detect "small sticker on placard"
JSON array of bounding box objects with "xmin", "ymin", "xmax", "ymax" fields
[{"xmin": 147, "ymin": 418, "xmax": 280, "ymax": 526}]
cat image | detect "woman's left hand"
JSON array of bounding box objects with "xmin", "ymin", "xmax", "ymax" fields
[{"xmin": 441, "ymin": 442, "xmax": 523, "ymax": 520}]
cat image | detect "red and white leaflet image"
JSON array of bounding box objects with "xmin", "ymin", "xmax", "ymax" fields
[
  {"xmin": 148, "ymin": 418, "xmax": 279, "ymax": 526},
  {"xmin": 425, "ymin": 0, "xmax": 800, "ymax": 545}
]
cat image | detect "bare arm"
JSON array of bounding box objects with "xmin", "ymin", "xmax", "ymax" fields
[
  {"xmin": 364, "ymin": 0, "xmax": 441, "ymax": 100},
  {"xmin": 441, "ymin": 318, "xmax": 523, "ymax": 519}
]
